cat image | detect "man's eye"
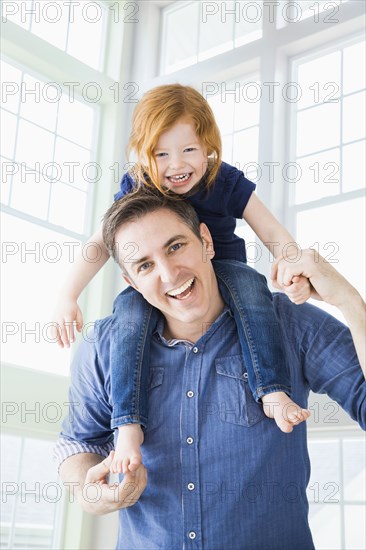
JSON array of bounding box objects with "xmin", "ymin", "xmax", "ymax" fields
[
  {"xmin": 138, "ymin": 262, "xmax": 151, "ymax": 272},
  {"xmin": 170, "ymin": 243, "xmax": 183, "ymax": 253}
]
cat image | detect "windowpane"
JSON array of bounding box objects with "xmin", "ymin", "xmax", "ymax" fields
[
  {"xmin": 48, "ymin": 182, "xmax": 87, "ymax": 234},
  {"xmin": 343, "ymin": 439, "xmax": 366, "ymax": 502},
  {"xmin": 0, "ymin": 60, "xmax": 22, "ymax": 114},
  {"xmin": 296, "ymin": 198, "xmax": 366, "ymax": 298},
  {"xmin": 162, "ymin": 2, "xmax": 198, "ymax": 74},
  {"xmin": 344, "ymin": 505, "xmax": 366, "ymax": 549},
  {"xmin": 0, "ymin": 434, "xmax": 62, "ymax": 550},
  {"xmin": 57, "ymin": 96, "xmax": 95, "ymax": 149},
  {"xmin": 19, "ymin": 74, "xmax": 58, "ymax": 133},
  {"xmin": 67, "ymin": 3, "xmax": 106, "ymax": 70},
  {"xmin": 343, "ymin": 41, "xmax": 366, "ymax": 94},
  {"xmin": 1, "ymin": 157, "xmax": 12, "ymax": 204},
  {"xmin": 15, "ymin": 119, "xmax": 55, "ymax": 170},
  {"xmin": 297, "ymin": 51, "xmax": 341, "ymax": 110},
  {"xmin": 307, "ymin": 440, "xmax": 341, "ymax": 503},
  {"xmin": 1, "ymin": 108, "xmax": 18, "ymax": 159},
  {"xmin": 342, "ymin": 91, "xmax": 365, "ymax": 143},
  {"xmin": 2, "ymin": 0, "xmax": 107, "ymax": 70},
  {"xmin": 10, "ymin": 168, "xmax": 51, "ymax": 220},
  {"xmin": 342, "ymin": 140, "xmax": 365, "ymax": 193},
  {"xmin": 31, "ymin": 0, "xmax": 69, "ymax": 51},
  {"xmin": 296, "ymin": 103, "xmax": 340, "ymax": 157},
  {"xmin": 309, "ymin": 505, "xmax": 342, "ymax": 550},
  {"xmin": 198, "ymin": 0, "xmax": 233, "ymax": 62},
  {"xmin": 1, "ymin": 214, "xmax": 76, "ymax": 375},
  {"xmin": 2, "ymin": 0, "xmax": 32, "ymax": 30},
  {"xmin": 233, "ymin": 127, "xmax": 259, "ymax": 166},
  {"xmin": 234, "ymin": 1, "xmax": 262, "ymax": 47},
  {"xmin": 54, "ymin": 137, "xmax": 91, "ymax": 190},
  {"xmin": 294, "ymin": 148, "xmax": 340, "ymax": 204}
]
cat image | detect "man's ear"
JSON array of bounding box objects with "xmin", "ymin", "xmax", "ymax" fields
[
  {"xmin": 199, "ymin": 223, "xmax": 215, "ymax": 260},
  {"xmin": 122, "ymin": 273, "xmax": 138, "ymax": 291}
]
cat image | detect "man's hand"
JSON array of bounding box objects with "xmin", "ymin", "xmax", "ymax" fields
[
  {"xmin": 62, "ymin": 451, "xmax": 147, "ymax": 515},
  {"xmin": 271, "ymin": 249, "xmax": 358, "ymax": 309},
  {"xmin": 272, "ymin": 249, "xmax": 365, "ymax": 377}
]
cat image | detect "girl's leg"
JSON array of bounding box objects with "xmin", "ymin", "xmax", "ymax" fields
[
  {"xmin": 213, "ymin": 259, "xmax": 310, "ymax": 432},
  {"xmin": 109, "ymin": 286, "xmax": 160, "ymax": 472}
]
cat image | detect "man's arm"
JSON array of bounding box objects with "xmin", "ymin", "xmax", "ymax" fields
[
  {"xmin": 59, "ymin": 451, "xmax": 147, "ymax": 515},
  {"xmin": 272, "ymin": 249, "xmax": 366, "ymax": 378},
  {"xmin": 57, "ymin": 318, "xmax": 147, "ymax": 514}
]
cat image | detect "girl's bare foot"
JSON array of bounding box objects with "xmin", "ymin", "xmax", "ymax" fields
[
  {"xmin": 261, "ymin": 392, "xmax": 310, "ymax": 433},
  {"xmin": 110, "ymin": 424, "xmax": 144, "ymax": 474}
]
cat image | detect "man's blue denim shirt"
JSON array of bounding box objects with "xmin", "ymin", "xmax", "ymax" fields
[{"xmin": 56, "ymin": 294, "xmax": 365, "ymax": 550}]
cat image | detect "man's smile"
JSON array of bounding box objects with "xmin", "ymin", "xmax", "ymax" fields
[{"xmin": 166, "ymin": 277, "xmax": 195, "ymax": 300}]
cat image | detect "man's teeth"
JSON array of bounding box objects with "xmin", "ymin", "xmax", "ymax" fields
[
  {"xmin": 168, "ymin": 173, "xmax": 190, "ymax": 182},
  {"xmin": 167, "ymin": 278, "xmax": 194, "ymax": 297}
]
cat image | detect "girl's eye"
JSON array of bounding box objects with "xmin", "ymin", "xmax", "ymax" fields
[
  {"xmin": 155, "ymin": 152, "xmax": 167, "ymax": 158},
  {"xmin": 184, "ymin": 148, "xmax": 195, "ymax": 152}
]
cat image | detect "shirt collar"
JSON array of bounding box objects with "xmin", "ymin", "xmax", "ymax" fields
[{"xmin": 153, "ymin": 306, "xmax": 232, "ymax": 348}]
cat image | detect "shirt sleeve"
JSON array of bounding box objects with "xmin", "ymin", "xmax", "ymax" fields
[
  {"xmin": 274, "ymin": 294, "xmax": 366, "ymax": 430},
  {"xmin": 57, "ymin": 321, "xmax": 115, "ymax": 467},
  {"xmin": 53, "ymin": 436, "xmax": 114, "ymax": 472}
]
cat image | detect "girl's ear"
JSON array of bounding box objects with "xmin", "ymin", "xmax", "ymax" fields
[{"xmin": 199, "ymin": 223, "xmax": 215, "ymax": 260}]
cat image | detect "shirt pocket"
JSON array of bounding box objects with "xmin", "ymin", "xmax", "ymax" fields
[
  {"xmin": 215, "ymin": 355, "xmax": 265, "ymax": 427},
  {"xmin": 145, "ymin": 367, "xmax": 165, "ymax": 433}
]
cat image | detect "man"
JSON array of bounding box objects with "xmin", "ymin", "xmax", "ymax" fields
[{"xmin": 55, "ymin": 189, "xmax": 365, "ymax": 549}]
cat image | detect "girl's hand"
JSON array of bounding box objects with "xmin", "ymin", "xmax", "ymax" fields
[
  {"xmin": 271, "ymin": 255, "xmax": 313, "ymax": 305},
  {"xmin": 280, "ymin": 275, "xmax": 312, "ymax": 305},
  {"xmin": 51, "ymin": 299, "xmax": 83, "ymax": 348}
]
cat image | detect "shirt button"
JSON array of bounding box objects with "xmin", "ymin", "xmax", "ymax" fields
[
  {"xmin": 188, "ymin": 531, "xmax": 196, "ymax": 540},
  {"xmin": 186, "ymin": 436, "xmax": 194, "ymax": 445},
  {"xmin": 186, "ymin": 390, "xmax": 194, "ymax": 398},
  {"xmin": 187, "ymin": 483, "xmax": 195, "ymax": 491},
  {"xmin": 192, "ymin": 346, "xmax": 198, "ymax": 353}
]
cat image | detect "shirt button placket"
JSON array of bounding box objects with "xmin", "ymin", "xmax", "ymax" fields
[{"xmin": 182, "ymin": 343, "xmax": 201, "ymax": 546}]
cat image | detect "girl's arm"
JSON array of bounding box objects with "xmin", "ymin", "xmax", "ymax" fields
[
  {"xmin": 52, "ymin": 226, "xmax": 110, "ymax": 348},
  {"xmin": 242, "ymin": 193, "xmax": 295, "ymax": 257},
  {"xmin": 242, "ymin": 193, "xmax": 311, "ymax": 304}
]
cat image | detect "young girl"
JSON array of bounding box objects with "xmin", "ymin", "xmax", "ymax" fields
[{"xmin": 53, "ymin": 84, "xmax": 311, "ymax": 475}]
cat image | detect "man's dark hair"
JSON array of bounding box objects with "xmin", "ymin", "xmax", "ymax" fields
[{"xmin": 103, "ymin": 188, "xmax": 202, "ymax": 264}]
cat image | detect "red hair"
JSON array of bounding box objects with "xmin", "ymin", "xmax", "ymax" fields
[{"xmin": 127, "ymin": 84, "xmax": 222, "ymax": 193}]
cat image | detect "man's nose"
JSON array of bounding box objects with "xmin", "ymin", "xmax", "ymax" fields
[{"xmin": 158, "ymin": 259, "xmax": 179, "ymax": 284}]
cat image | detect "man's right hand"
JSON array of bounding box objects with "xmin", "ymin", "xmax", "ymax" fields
[{"xmin": 76, "ymin": 451, "xmax": 147, "ymax": 515}]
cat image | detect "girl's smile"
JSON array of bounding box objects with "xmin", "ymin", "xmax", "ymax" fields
[{"xmin": 154, "ymin": 119, "xmax": 208, "ymax": 195}]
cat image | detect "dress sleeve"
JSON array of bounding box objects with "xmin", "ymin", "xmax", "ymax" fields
[
  {"xmin": 224, "ymin": 165, "xmax": 256, "ymax": 219},
  {"xmin": 114, "ymin": 171, "xmax": 137, "ymax": 201}
]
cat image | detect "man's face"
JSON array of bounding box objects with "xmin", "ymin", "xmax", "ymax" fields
[{"xmin": 116, "ymin": 209, "xmax": 224, "ymax": 340}]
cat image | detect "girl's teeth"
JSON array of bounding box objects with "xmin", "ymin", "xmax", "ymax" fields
[{"xmin": 169, "ymin": 174, "xmax": 190, "ymax": 182}]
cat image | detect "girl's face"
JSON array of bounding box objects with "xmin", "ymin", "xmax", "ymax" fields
[{"xmin": 153, "ymin": 119, "xmax": 208, "ymax": 195}]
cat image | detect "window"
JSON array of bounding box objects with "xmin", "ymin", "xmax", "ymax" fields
[
  {"xmin": 0, "ymin": 433, "xmax": 64, "ymax": 549},
  {"xmin": 1, "ymin": 58, "xmax": 99, "ymax": 375},
  {"xmin": 160, "ymin": 1, "xmax": 262, "ymax": 74},
  {"xmin": 288, "ymin": 36, "xmax": 366, "ymax": 307},
  {"xmin": 207, "ymin": 77, "xmax": 260, "ymax": 266},
  {"xmin": 307, "ymin": 432, "xmax": 366, "ymax": 549},
  {"xmin": 2, "ymin": 0, "xmax": 108, "ymax": 70}
]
